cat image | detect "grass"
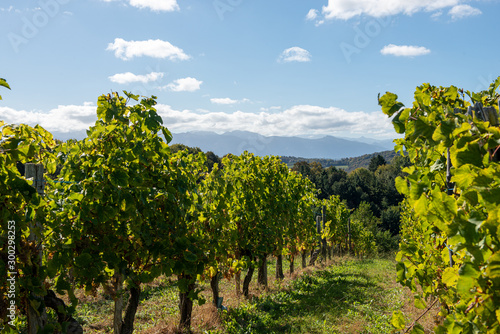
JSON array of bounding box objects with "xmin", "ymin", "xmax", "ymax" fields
[
  {"xmin": 9, "ymin": 255, "xmax": 442, "ymax": 333},
  {"xmin": 220, "ymin": 258, "xmax": 403, "ymax": 334}
]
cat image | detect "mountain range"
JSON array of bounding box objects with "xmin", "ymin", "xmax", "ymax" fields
[{"xmin": 170, "ymin": 131, "xmax": 396, "ymax": 160}]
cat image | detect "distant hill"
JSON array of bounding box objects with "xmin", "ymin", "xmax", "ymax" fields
[
  {"xmin": 170, "ymin": 130, "xmax": 395, "ymax": 160},
  {"xmin": 280, "ymin": 151, "xmax": 399, "ymax": 173}
]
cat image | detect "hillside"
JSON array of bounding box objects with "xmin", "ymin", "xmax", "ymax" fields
[{"xmin": 280, "ymin": 150, "xmax": 398, "ymax": 172}]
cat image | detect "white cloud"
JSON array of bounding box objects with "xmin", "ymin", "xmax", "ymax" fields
[
  {"xmin": 278, "ymin": 47, "xmax": 312, "ymax": 63},
  {"xmin": 210, "ymin": 98, "xmax": 238, "ymax": 105},
  {"xmin": 107, "ymin": 38, "xmax": 190, "ymax": 61},
  {"xmin": 448, "ymin": 4, "xmax": 481, "ymax": 20},
  {"xmin": 320, "ymin": 0, "xmax": 463, "ymax": 20},
  {"xmin": 100, "ymin": 0, "xmax": 179, "ymax": 11},
  {"xmin": 164, "ymin": 77, "xmax": 202, "ymax": 92},
  {"xmin": 260, "ymin": 106, "xmax": 282, "ymax": 112},
  {"xmin": 0, "ymin": 6, "xmax": 15, "ymax": 12},
  {"xmin": 210, "ymin": 98, "xmax": 250, "ymax": 105},
  {"xmin": 0, "ymin": 103, "xmax": 396, "ymax": 139},
  {"xmin": 156, "ymin": 104, "xmax": 394, "ymax": 138},
  {"xmin": 431, "ymin": 11, "xmax": 443, "ymax": 19},
  {"xmin": 0, "ymin": 104, "xmax": 97, "ymax": 134},
  {"xmin": 380, "ymin": 44, "xmax": 431, "ymax": 57},
  {"xmin": 109, "ymin": 72, "xmax": 164, "ymax": 84},
  {"xmin": 306, "ymin": 8, "xmax": 325, "ymax": 26},
  {"xmin": 129, "ymin": 0, "xmax": 179, "ymax": 11},
  {"xmin": 306, "ymin": 9, "xmax": 319, "ymax": 20}
]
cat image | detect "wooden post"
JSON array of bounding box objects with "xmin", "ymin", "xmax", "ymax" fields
[
  {"xmin": 446, "ymin": 149, "xmax": 454, "ymax": 267},
  {"xmin": 211, "ymin": 272, "xmax": 220, "ymax": 307},
  {"xmin": 26, "ymin": 163, "xmax": 44, "ymax": 195},
  {"xmin": 321, "ymin": 206, "xmax": 327, "ymax": 261},
  {"xmin": 25, "ymin": 163, "xmax": 47, "ymax": 333},
  {"xmin": 26, "ymin": 164, "xmax": 44, "ymax": 264},
  {"xmin": 347, "ymin": 218, "xmax": 352, "ymax": 255},
  {"xmin": 235, "ymin": 270, "xmax": 241, "ymax": 296},
  {"xmin": 316, "ymin": 216, "xmax": 323, "ymax": 262}
]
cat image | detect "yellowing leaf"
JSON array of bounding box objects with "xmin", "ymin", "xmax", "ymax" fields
[
  {"xmin": 442, "ymin": 267, "xmax": 458, "ymax": 288},
  {"xmin": 391, "ymin": 310, "xmax": 406, "ymax": 330}
]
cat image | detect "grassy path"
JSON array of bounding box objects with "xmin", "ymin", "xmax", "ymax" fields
[
  {"xmin": 219, "ymin": 258, "xmax": 404, "ymax": 334},
  {"xmin": 67, "ymin": 256, "xmax": 439, "ymax": 333}
]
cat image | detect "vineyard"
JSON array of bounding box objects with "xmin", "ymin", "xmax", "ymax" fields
[
  {"xmin": 1, "ymin": 74, "xmax": 500, "ymax": 333},
  {"xmin": 0, "ymin": 89, "xmax": 377, "ymax": 333}
]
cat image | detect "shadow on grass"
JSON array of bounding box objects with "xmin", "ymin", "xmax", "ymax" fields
[{"xmin": 222, "ymin": 259, "xmax": 383, "ymax": 334}]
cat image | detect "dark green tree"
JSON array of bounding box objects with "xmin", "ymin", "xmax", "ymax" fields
[
  {"xmin": 368, "ymin": 154, "xmax": 386, "ymax": 172},
  {"xmin": 205, "ymin": 151, "xmax": 221, "ymax": 172}
]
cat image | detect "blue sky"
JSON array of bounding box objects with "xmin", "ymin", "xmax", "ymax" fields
[{"xmin": 1, "ymin": 0, "xmax": 499, "ymax": 141}]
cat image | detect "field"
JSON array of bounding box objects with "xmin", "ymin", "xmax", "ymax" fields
[{"xmin": 49, "ymin": 256, "xmax": 441, "ymax": 334}]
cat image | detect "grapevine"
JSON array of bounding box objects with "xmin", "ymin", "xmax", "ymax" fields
[{"xmin": 379, "ymin": 77, "xmax": 500, "ymax": 333}]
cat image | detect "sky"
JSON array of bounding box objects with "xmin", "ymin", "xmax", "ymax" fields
[{"xmin": 1, "ymin": 0, "xmax": 500, "ymax": 141}]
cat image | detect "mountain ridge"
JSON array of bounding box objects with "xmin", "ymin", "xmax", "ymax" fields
[{"xmin": 170, "ymin": 130, "xmax": 395, "ymax": 160}]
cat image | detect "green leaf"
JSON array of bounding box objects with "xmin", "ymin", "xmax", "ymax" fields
[
  {"xmin": 392, "ymin": 108, "xmax": 410, "ymax": 134},
  {"xmin": 457, "ymin": 275, "xmax": 475, "ymax": 298},
  {"xmin": 120, "ymin": 193, "xmax": 135, "ymax": 212},
  {"xmin": 395, "ymin": 177, "xmax": 409, "ymax": 195},
  {"xmin": 479, "ymin": 188, "xmax": 500, "ymax": 210},
  {"xmin": 414, "ymin": 85, "xmax": 432, "ymax": 106},
  {"xmin": 162, "ymin": 127, "xmax": 173, "ymax": 143},
  {"xmin": 486, "ymin": 251, "xmax": 500, "ymax": 279},
  {"xmin": 68, "ymin": 192, "xmax": 84, "ymax": 202},
  {"xmin": 443, "ymin": 86, "xmax": 458, "ymax": 101},
  {"xmin": 0, "ymin": 78, "xmax": 11, "ymax": 90},
  {"xmin": 412, "ymin": 118, "xmax": 436, "ymax": 142},
  {"xmin": 396, "ymin": 262, "xmax": 407, "ymax": 282},
  {"xmin": 452, "ymin": 142, "xmax": 483, "ymax": 168},
  {"xmin": 414, "ymin": 296, "xmax": 426, "ymax": 309},
  {"xmin": 432, "ymin": 120, "xmax": 455, "ymax": 146},
  {"xmin": 452, "ymin": 165, "xmax": 476, "ymax": 189},
  {"xmin": 458, "ymin": 262, "xmax": 479, "ymax": 278},
  {"xmin": 123, "ymin": 90, "xmax": 139, "ymax": 101},
  {"xmin": 109, "ymin": 169, "xmax": 129, "ymax": 187},
  {"xmin": 74, "ymin": 253, "xmax": 93, "ymax": 268},
  {"xmin": 184, "ymin": 250, "xmax": 198, "ymax": 262},
  {"xmin": 96, "ymin": 95, "xmax": 112, "ymax": 122},
  {"xmin": 429, "ymin": 188, "xmax": 457, "ymax": 223},
  {"xmin": 0, "ymin": 78, "xmax": 11, "ymax": 100},
  {"xmin": 411, "ymin": 323, "xmax": 426, "ymax": 334},
  {"xmin": 379, "ymin": 92, "xmax": 405, "ymax": 117},
  {"xmin": 391, "ymin": 310, "xmax": 406, "ymax": 330}
]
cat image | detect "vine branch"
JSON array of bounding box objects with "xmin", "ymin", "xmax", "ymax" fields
[{"xmin": 403, "ymin": 297, "xmax": 440, "ymax": 333}]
